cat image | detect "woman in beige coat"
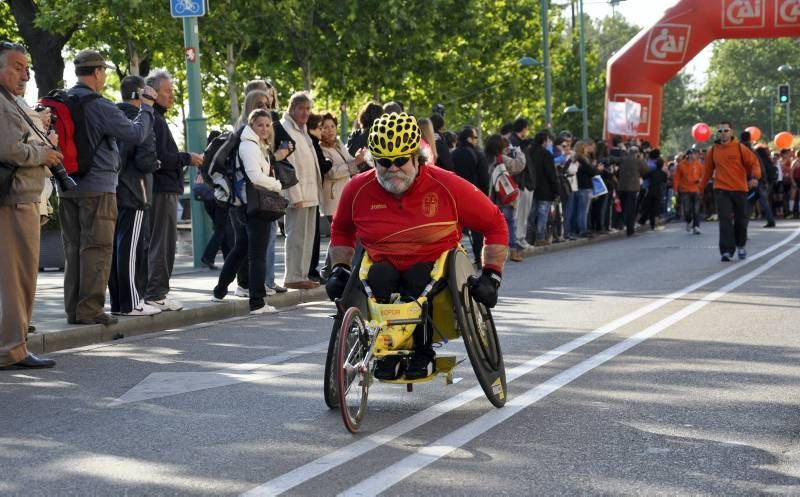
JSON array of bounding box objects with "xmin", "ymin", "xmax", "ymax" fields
[{"xmin": 318, "ymin": 112, "xmax": 366, "ymax": 219}]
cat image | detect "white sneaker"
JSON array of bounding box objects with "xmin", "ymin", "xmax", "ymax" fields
[
  {"xmin": 250, "ymin": 304, "xmax": 277, "ymax": 315},
  {"xmin": 210, "ymin": 295, "xmax": 224, "ymax": 303},
  {"xmin": 517, "ymin": 239, "xmax": 531, "ymax": 249},
  {"xmin": 692, "ymin": 226, "xmax": 701, "ymax": 235},
  {"xmin": 234, "ymin": 286, "xmax": 249, "ymax": 298},
  {"xmin": 146, "ymin": 297, "xmax": 184, "ymax": 311},
  {"xmin": 124, "ymin": 304, "xmax": 162, "ymax": 316},
  {"xmin": 265, "ymin": 286, "xmax": 277, "ymax": 296}
]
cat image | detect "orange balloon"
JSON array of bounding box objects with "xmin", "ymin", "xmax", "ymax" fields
[
  {"xmin": 774, "ymin": 131, "xmax": 794, "ymax": 149},
  {"xmin": 745, "ymin": 126, "xmax": 761, "ymax": 142}
]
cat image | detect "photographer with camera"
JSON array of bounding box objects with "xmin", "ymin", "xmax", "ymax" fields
[
  {"xmin": 60, "ymin": 50, "xmax": 157, "ymax": 326},
  {"xmin": 0, "ymin": 41, "xmax": 63, "ymax": 369}
]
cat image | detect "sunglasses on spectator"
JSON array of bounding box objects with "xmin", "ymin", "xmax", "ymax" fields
[
  {"xmin": 375, "ymin": 156, "xmax": 412, "ymax": 168},
  {"xmin": 718, "ymin": 128, "xmax": 732, "ymax": 133}
]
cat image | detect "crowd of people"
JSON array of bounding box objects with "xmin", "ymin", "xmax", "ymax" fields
[{"xmin": 1, "ymin": 40, "xmax": 797, "ymax": 370}]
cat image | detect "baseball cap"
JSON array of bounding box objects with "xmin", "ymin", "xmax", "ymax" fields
[{"xmin": 74, "ymin": 50, "xmax": 114, "ymax": 69}]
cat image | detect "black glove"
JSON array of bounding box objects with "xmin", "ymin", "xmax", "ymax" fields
[
  {"xmin": 325, "ymin": 263, "xmax": 352, "ymax": 301},
  {"xmin": 467, "ymin": 268, "xmax": 502, "ymax": 308}
]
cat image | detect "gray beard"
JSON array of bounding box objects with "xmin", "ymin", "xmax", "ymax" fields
[{"xmin": 376, "ymin": 165, "xmax": 417, "ymax": 194}]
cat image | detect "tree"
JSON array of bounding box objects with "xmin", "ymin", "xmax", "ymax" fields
[{"xmin": 5, "ymin": 0, "xmax": 75, "ymax": 96}]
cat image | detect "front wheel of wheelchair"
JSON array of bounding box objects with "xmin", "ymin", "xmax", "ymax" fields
[
  {"xmin": 449, "ymin": 250, "xmax": 507, "ymax": 408},
  {"xmin": 336, "ymin": 307, "xmax": 371, "ymax": 433}
]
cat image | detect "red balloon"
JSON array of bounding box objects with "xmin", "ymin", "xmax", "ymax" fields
[
  {"xmin": 692, "ymin": 123, "xmax": 711, "ymax": 142},
  {"xmin": 774, "ymin": 131, "xmax": 794, "ymax": 149},
  {"xmin": 745, "ymin": 126, "xmax": 761, "ymax": 142}
]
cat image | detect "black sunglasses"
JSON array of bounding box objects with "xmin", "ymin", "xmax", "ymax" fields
[
  {"xmin": 718, "ymin": 128, "xmax": 732, "ymax": 133},
  {"xmin": 375, "ymin": 156, "xmax": 412, "ymax": 168}
]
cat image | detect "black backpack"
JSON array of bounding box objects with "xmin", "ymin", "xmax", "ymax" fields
[{"xmin": 200, "ymin": 126, "xmax": 245, "ymax": 203}]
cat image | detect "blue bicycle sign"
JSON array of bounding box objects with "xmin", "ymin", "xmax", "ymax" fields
[{"xmin": 170, "ymin": 0, "xmax": 206, "ymax": 17}]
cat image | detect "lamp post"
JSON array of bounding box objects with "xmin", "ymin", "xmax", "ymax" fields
[
  {"xmin": 578, "ymin": 0, "xmax": 589, "ymax": 140},
  {"xmin": 540, "ymin": 0, "xmax": 552, "ymax": 128}
]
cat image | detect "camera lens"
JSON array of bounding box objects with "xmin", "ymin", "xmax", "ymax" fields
[{"xmin": 49, "ymin": 163, "xmax": 77, "ymax": 191}]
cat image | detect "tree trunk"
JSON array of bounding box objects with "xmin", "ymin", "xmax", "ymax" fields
[
  {"xmin": 8, "ymin": 0, "xmax": 75, "ymax": 97},
  {"xmin": 225, "ymin": 43, "xmax": 239, "ymax": 126}
]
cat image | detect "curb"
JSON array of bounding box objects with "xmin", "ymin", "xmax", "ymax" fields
[
  {"xmin": 27, "ymin": 286, "xmax": 327, "ymax": 355},
  {"xmin": 28, "ymin": 225, "xmax": 651, "ymax": 355}
]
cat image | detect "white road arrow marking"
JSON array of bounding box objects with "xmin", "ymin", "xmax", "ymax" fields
[{"xmin": 110, "ymin": 341, "xmax": 328, "ymax": 406}]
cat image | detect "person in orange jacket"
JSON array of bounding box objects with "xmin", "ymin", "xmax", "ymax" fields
[
  {"xmin": 701, "ymin": 121, "xmax": 761, "ymax": 261},
  {"xmin": 674, "ymin": 148, "xmax": 704, "ymax": 234}
]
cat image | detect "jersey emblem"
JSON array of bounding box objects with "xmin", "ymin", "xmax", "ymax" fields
[
  {"xmin": 371, "ymin": 203, "xmax": 387, "ymax": 210},
  {"xmin": 422, "ymin": 192, "xmax": 439, "ymax": 218}
]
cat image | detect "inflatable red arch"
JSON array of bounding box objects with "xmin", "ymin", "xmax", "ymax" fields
[{"xmin": 605, "ymin": 0, "xmax": 800, "ymax": 146}]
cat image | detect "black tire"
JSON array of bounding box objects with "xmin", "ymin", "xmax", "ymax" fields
[
  {"xmin": 449, "ymin": 249, "xmax": 507, "ymax": 408},
  {"xmin": 336, "ymin": 307, "xmax": 370, "ymax": 433},
  {"xmin": 323, "ymin": 314, "xmax": 342, "ymax": 409}
]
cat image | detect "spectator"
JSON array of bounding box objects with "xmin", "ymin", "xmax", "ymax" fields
[
  {"xmin": 198, "ymin": 130, "xmax": 232, "ymax": 270},
  {"xmin": 211, "ymin": 109, "xmax": 281, "ymax": 313},
  {"xmin": 382, "ymin": 101, "xmax": 403, "ymax": 114},
  {"xmin": 640, "ymin": 149, "xmax": 666, "ymax": 230},
  {"xmin": 61, "ymin": 50, "xmax": 157, "ymax": 325},
  {"xmin": 571, "ymin": 140, "xmax": 600, "ymax": 238},
  {"xmin": 430, "ymin": 112, "xmax": 454, "ymax": 171},
  {"xmin": 145, "ymin": 70, "xmax": 203, "ymax": 312},
  {"xmin": 673, "ymin": 148, "xmax": 704, "ymax": 234},
  {"xmin": 281, "ymin": 92, "xmax": 322, "ymax": 289},
  {"xmin": 444, "ymin": 130, "xmax": 458, "ymax": 152},
  {"xmin": 417, "ymin": 117, "xmax": 437, "ymax": 167},
  {"xmin": 508, "ymin": 118, "xmax": 533, "ymax": 247},
  {"xmin": 452, "ymin": 126, "xmax": 490, "ymax": 266},
  {"xmin": 319, "ymin": 112, "xmax": 366, "ymax": 275},
  {"xmin": 753, "ymin": 145, "xmax": 776, "ymax": 228},
  {"xmin": 617, "ymin": 146, "xmax": 648, "ymax": 237},
  {"xmin": 486, "ymin": 134, "xmax": 526, "ymax": 261},
  {"xmin": 0, "ymin": 41, "xmax": 62, "ymax": 369},
  {"xmin": 306, "ymin": 112, "xmax": 333, "ymax": 284},
  {"xmin": 109, "ymin": 75, "xmax": 161, "ymax": 316},
  {"xmin": 347, "ymin": 101, "xmax": 382, "ymax": 157},
  {"xmin": 530, "ymin": 131, "xmax": 559, "ymax": 246},
  {"xmin": 701, "ymin": 121, "xmax": 761, "ymax": 261}
]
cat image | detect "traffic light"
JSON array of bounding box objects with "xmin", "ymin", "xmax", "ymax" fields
[{"xmin": 779, "ymin": 84, "xmax": 790, "ymax": 104}]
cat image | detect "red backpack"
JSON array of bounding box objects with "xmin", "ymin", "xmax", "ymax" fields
[
  {"xmin": 491, "ymin": 157, "xmax": 519, "ymax": 206},
  {"xmin": 39, "ymin": 90, "xmax": 102, "ymax": 177}
]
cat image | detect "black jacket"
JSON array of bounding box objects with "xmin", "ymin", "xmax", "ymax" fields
[
  {"xmin": 435, "ymin": 136, "xmax": 454, "ymax": 171},
  {"xmin": 576, "ymin": 157, "xmax": 596, "ymax": 190},
  {"xmin": 152, "ymin": 103, "xmax": 190, "ymax": 194},
  {"xmin": 347, "ymin": 128, "xmax": 368, "ymax": 156},
  {"xmin": 452, "ymin": 144, "xmax": 489, "ymax": 194},
  {"xmin": 532, "ymin": 147, "xmax": 559, "ymax": 202},
  {"xmin": 116, "ymin": 102, "xmax": 158, "ymax": 209},
  {"xmin": 310, "ymin": 135, "xmax": 333, "ymax": 177}
]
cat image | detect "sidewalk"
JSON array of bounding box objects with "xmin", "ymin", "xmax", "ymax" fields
[{"xmin": 27, "ymin": 226, "xmax": 637, "ymax": 355}]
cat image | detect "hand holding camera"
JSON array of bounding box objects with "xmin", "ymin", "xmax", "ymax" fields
[{"xmin": 138, "ymin": 86, "xmax": 157, "ymax": 103}]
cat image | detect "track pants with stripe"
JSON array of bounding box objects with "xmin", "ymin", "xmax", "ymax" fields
[{"xmin": 109, "ymin": 208, "xmax": 149, "ymax": 314}]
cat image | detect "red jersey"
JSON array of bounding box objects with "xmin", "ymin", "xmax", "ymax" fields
[{"xmin": 331, "ymin": 165, "xmax": 508, "ymax": 272}]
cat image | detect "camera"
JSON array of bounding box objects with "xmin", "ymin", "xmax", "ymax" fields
[
  {"xmin": 50, "ymin": 163, "xmax": 77, "ymax": 191},
  {"xmin": 34, "ymin": 104, "xmax": 57, "ymax": 129}
]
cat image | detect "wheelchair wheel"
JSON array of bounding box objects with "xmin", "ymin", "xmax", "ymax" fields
[
  {"xmin": 449, "ymin": 249, "xmax": 507, "ymax": 408},
  {"xmin": 336, "ymin": 307, "xmax": 371, "ymax": 433},
  {"xmin": 323, "ymin": 316, "xmax": 341, "ymax": 409}
]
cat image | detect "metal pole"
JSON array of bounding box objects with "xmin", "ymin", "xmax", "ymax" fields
[
  {"xmin": 578, "ymin": 0, "xmax": 589, "ymax": 139},
  {"xmin": 769, "ymin": 95, "xmax": 774, "ymax": 138},
  {"xmin": 183, "ymin": 16, "xmax": 210, "ymax": 267},
  {"xmin": 541, "ymin": 0, "xmax": 552, "ymax": 129},
  {"xmin": 787, "ymin": 100, "xmax": 791, "ymax": 134}
]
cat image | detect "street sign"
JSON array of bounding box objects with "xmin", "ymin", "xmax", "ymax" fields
[{"xmin": 170, "ymin": 0, "xmax": 206, "ymax": 18}]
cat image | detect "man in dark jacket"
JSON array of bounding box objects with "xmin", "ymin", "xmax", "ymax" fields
[
  {"xmin": 452, "ymin": 126, "xmax": 489, "ymax": 266},
  {"xmin": 109, "ymin": 75, "xmax": 161, "ymax": 316},
  {"xmin": 430, "ymin": 112, "xmax": 454, "ymax": 171},
  {"xmin": 61, "ymin": 50, "xmax": 157, "ymax": 326},
  {"xmin": 529, "ymin": 131, "xmax": 559, "ymax": 246},
  {"xmin": 509, "ymin": 118, "xmax": 534, "ymax": 247},
  {"xmin": 145, "ymin": 70, "xmax": 203, "ymax": 312},
  {"xmin": 617, "ymin": 147, "xmax": 649, "ymax": 236}
]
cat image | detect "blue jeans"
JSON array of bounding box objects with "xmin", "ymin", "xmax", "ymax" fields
[
  {"xmin": 501, "ymin": 205, "xmax": 519, "ymax": 249},
  {"xmin": 576, "ymin": 189, "xmax": 592, "ymax": 235},
  {"xmin": 264, "ymin": 220, "xmax": 278, "ymax": 287},
  {"xmin": 533, "ymin": 200, "xmax": 552, "ymax": 241}
]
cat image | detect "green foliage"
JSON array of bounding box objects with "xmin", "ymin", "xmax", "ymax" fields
[{"xmin": 0, "ymin": 2, "xmax": 23, "ymax": 42}]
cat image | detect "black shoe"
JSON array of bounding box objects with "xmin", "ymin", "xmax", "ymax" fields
[
  {"xmin": 201, "ymin": 257, "xmax": 218, "ymax": 270},
  {"xmin": 76, "ymin": 313, "xmax": 118, "ymax": 326},
  {"xmin": 308, "ymin": 274, "xmax": 327, "ymax": 284},
  {"xmin": 764, "ymin": 222, "xmax": 776, "ymax": 228},
  {"xmin": 1, "ymin": 353, "xmax": 55, "ymax": 370},
  {"xmin": 27, "ymin": 324, "xmax": 36, "ymax": 333},
  {"xmin": 373, "ymin": 356, "xmax": 402, "ymax": 380},
  {"xmin": 404, "ymin": 352, "xmax": 435, "ymax": 380}
]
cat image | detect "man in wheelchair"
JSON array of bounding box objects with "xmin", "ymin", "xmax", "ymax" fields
[{"xmin": 325, "ymin": 112, "xmax": 510, "ymax": 381}]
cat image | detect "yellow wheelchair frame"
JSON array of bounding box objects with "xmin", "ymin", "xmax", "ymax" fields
[{"xmin": 325, "ymin": 246, "xmax": 507, "ymax": 433}]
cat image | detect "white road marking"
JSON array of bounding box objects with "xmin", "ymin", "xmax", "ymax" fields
[
  {"xmin": 110, "ymin": 341, "xmax": 328, "ymax": 405},
  {"xmin": 242, "ymin": 230, "xmax": 800, "ymax": 496},
  {"xmin": 340, "ymin": 240, "xmax": 800, "ymax": 496}
]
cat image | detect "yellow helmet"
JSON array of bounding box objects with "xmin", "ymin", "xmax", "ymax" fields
[{"xmin": 368, "ymin": 112, "xmax": 421, "ymax": 159}]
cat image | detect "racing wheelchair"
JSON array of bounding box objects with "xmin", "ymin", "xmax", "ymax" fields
[{"xmin": 323, "ymin": 246, "xmax": 507, "ymax": 433}]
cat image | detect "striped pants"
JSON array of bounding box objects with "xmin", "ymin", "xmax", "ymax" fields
[{"xmin": 109, "ymin": 207, "xmax": 149, "ymax": 314}]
